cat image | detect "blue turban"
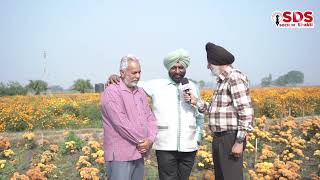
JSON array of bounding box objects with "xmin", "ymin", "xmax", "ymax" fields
[{"xmin": 163, "ymin": 49, "xmax": 190, "ymax": 70}]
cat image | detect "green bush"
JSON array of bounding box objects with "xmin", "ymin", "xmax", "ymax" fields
[
  {"xmin": 5, "ymin": 119, "xmax": 29, "ymax": 132},
  {"xmin": 79, "ymin": 104, "xmax": 102, "ymax": 128},
  {"xmin": 60, "ymin": 131, "xmax": 85, "ymax": 154}
]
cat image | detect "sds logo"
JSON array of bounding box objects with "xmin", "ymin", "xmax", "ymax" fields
[{"xmin": 271, "ymin": 10, "xmax": 314, "ymax": 28}]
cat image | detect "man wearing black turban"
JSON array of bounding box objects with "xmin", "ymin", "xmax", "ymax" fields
[{"xmin": 185, "ymin": 42, "xmax": 254, "ymax": 180}]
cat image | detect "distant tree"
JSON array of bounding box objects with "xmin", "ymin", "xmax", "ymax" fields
[
  {"xmin": 273, "ymin": 70, "xmax": 304, "ymax": 86},
  {"xmin": 0, "ymin": 82, "xmax": 8, "ymax": 96},
  {"xmin": 286, "ymin": 70, "xmax": 304, "ymax": 85},
  {"xmin": 0, "ymin": 81, "xmax": 27, "ymax": 96},
  {"xmin": 27, "ymin": 80, "xmax": 48, "ymax": 95},
  {"xmin": 261, "ymin": 74, "xmax": 272, "ymax": 87},
  {"xmin": 72, "ymin": 79, "xmax": 93, "ymax": 93},
  {"xmin": 7, "ymin": 81, "xmax": 27, "ymax": 95},
  {"xmin": 274, "ymin": 75, "xmax": 288, "ymax": 86}
]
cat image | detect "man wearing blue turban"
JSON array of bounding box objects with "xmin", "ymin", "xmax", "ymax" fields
[{"xmin": 107, "ymin": 49, "xmax": 204, "ymax": 180}]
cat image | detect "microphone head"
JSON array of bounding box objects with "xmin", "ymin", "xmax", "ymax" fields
[
  {"xmin": 181, "ymin": 78, "xmax": 189, "ymax": 85},
  {"xmin": 181, "ymin": 78, "xmax": 191, "ymax": 92}
]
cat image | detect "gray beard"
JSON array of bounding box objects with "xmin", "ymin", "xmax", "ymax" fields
[{"xmin": 124, "ymin": 77, "xmax": 138, "ymax": 88}]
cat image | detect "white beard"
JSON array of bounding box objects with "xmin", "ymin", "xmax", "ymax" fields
[
  {"xmin": 124, "ymin": 77, "xmax": 138, "ymax": 88},
  {"xmin": 210, "ymin": 68, "xmax": 220, "ymax": 77}
]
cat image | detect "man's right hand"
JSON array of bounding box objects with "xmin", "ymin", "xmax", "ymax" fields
[
  {"xmin": 183, "ymin": 92, "xmax": 197, "ymax": 106},
  {"xmin": 105, "ymin": 74, "xmax": 120, "ymax": 87}
]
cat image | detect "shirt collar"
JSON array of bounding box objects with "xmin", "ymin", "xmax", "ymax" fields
[
  {"xmin": 119, "ymin": 79, "xmax": 139, "ymax": 93},
  {"xmin": 217, "ymin": 66, "xmax": 233, "ymax": 82}
]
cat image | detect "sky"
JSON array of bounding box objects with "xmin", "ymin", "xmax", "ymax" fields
[{"xmin": 1, "ymin": 0, "xmax": 319, "ymax": 88}]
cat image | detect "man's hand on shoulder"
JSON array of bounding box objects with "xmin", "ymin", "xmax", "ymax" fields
[{"xmin": 105, "ymin": 74, "xmax": 120, "ymax": 87}]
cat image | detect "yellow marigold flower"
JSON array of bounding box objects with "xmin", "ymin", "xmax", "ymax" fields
[
  {"xmin": 197, "ymin": 162, "xmax": 204, "ymax": 167},
  {"xmin": 0, "ymin": 136, "xmax": 11, "ymax": 151},
  {"xmin": 22, "ymin": 132, "xmax": 34, "ymax": 141},
  {"xmin": 314, "ymin": 150, "xmax": 320, "ymax": 157},
  {"xmin": 145, "ymin": 159, "xmax": 151, "ymax": 165},
  {"xmin": 3, "ymin": 149, "xmax": 15, "ymax": 157},
  {"xmin": 79, "ymin": 167, "xmax": 99, "ymax": 180},
  {"xmin": 96, "ymin": 150, "xmax": 104, "ymax": 157},
  {"xmin": 0, "ymin": 159, "xmax": 6, "ymax": 169},
  {"xmin": 76, "ymin": 156, "xmax": 92, "ymax": 169},
  {"xmin": 10, "ymin": 172, "xmax": 29, "ymax": 180},
  {"xmin": 65, "ymin": 141, "xmax": 76, "ymax": 149},
  {"xmin": 288, "ymin": 153, "xmax": 295, "ymax": 159},
  {"xmin": 88, "ymin": 141, "xmax": 102, "ymax": 151},
  {"xmin": 95, "ymin": 157, "xmax": 104, "ymax": 165},
  {"xmin": 40, "ymin": 150, "xmax": 54, "ymax": 164},
  {"xmin": 82, "ymin": 146, "xmax": 91, "ymax": 155},
  {"xmin": 91, "ymin": 153, "xmax": 97, "ymax": 159},
  {"xmin": 49, "ymin": 144, "xmax": 59, "ymax": 153}
]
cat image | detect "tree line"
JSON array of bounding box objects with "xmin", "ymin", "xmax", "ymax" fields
[
  {"xmin": 0, "ymin": 79, "xmax": 94, "ymax": 96},
  {"xmin": 0, "ymin": 70, "xmax": 306, "ymax": 96},
  {"xmin": 261, "ymin": 70, "xmax": 304, "ymax": 87}
]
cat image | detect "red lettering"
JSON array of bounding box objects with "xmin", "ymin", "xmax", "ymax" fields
[
  {"xmin": 293, "ymin": 12, "xmax": 303, "ymax": 22},
  {"xmin": 282, "ymin": 11, "xmax": 292, "ymax": 22},
  {"xmin": 304, "ymin": 11, "xmax": 313, "ymax": 22}
]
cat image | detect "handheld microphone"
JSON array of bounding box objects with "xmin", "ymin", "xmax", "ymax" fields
[{"xmin": 181, "ymin": 78, "xmax": 191, "ymax": 103}]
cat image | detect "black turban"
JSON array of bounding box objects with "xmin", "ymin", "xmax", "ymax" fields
[{"xmin": 205, "ymin": 42, "xmax": 234, "ymax": 65}]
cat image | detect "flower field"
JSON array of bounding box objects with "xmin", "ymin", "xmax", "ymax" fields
[
  {"xmin": 201, "ymin": 87, "xmax": 320, "ymax": 118},
  {"xmin": 0, "ymin": 94, "xmax": 101, "ymax": 132},
  {"xmin": 0, "ymin": 87, "xmax": 320, "ymax": 179}
]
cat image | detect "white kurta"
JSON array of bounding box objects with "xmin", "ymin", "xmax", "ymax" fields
[{"xmin": 138, "ymin": 77, "xmax": 204, "ymax": 152}]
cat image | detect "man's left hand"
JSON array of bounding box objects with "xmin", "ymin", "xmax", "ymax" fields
[
  {"xmin": 231, "ymin": 142, "xmax": 244, "ymax": 158},
  {"xmin": 137, "ymin": 139, "xmax": 153, "ymax": 154}
]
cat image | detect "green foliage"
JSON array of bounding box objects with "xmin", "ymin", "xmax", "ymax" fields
[
  {"xmin": 274, "ymin": 75, "xmax": 288, "ymax": 86},
  {"xmin": 79, "ymin": 104, "xmax": 102, "ymax": 128},
  {"xmin": 60, "ymin": 131, "xmax": 84, "ymax": 154},
  {"xmin": 0, "ymin": 160, "xmax": 15, "ymax": 179},
  {"xmin": 286, "ymin": 70, "xmax": 304, "ymax": 85},
  {"xmin": 144, "ymin": 164, "xmax": 159, "ymax": 179},
  {"xmin": 5, "ymin": 119, "xmax": 29, "ymax": 132},
  {"xmin": 0, "ymin": 81, "xmax": 27, "ymax": 96},
  {"xmin": 62, "ymin": 104, "xmax": 79, "ymax": 116},
  {"xmin": 26, "ymin": 80, "xmax": 48, "ymax": 95},
  {"xmin": 0, "ymin": 82, "xmax": 7, "ymax": 95},
  {"xmin": 72, "ymin": 79, "xmax": 93, "ymax": 93},
  {"xmin": 260, "ymin": 98, "xmax": 281, "ymax": 118},
  {"xmin": 273, "ymin": 70, "xmax": 304, "ymax": 86}
]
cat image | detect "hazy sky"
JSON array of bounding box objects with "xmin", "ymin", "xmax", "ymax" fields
[{"xmin": 1, "ymin": 0, "xmax": 319, "ymax": 88}]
